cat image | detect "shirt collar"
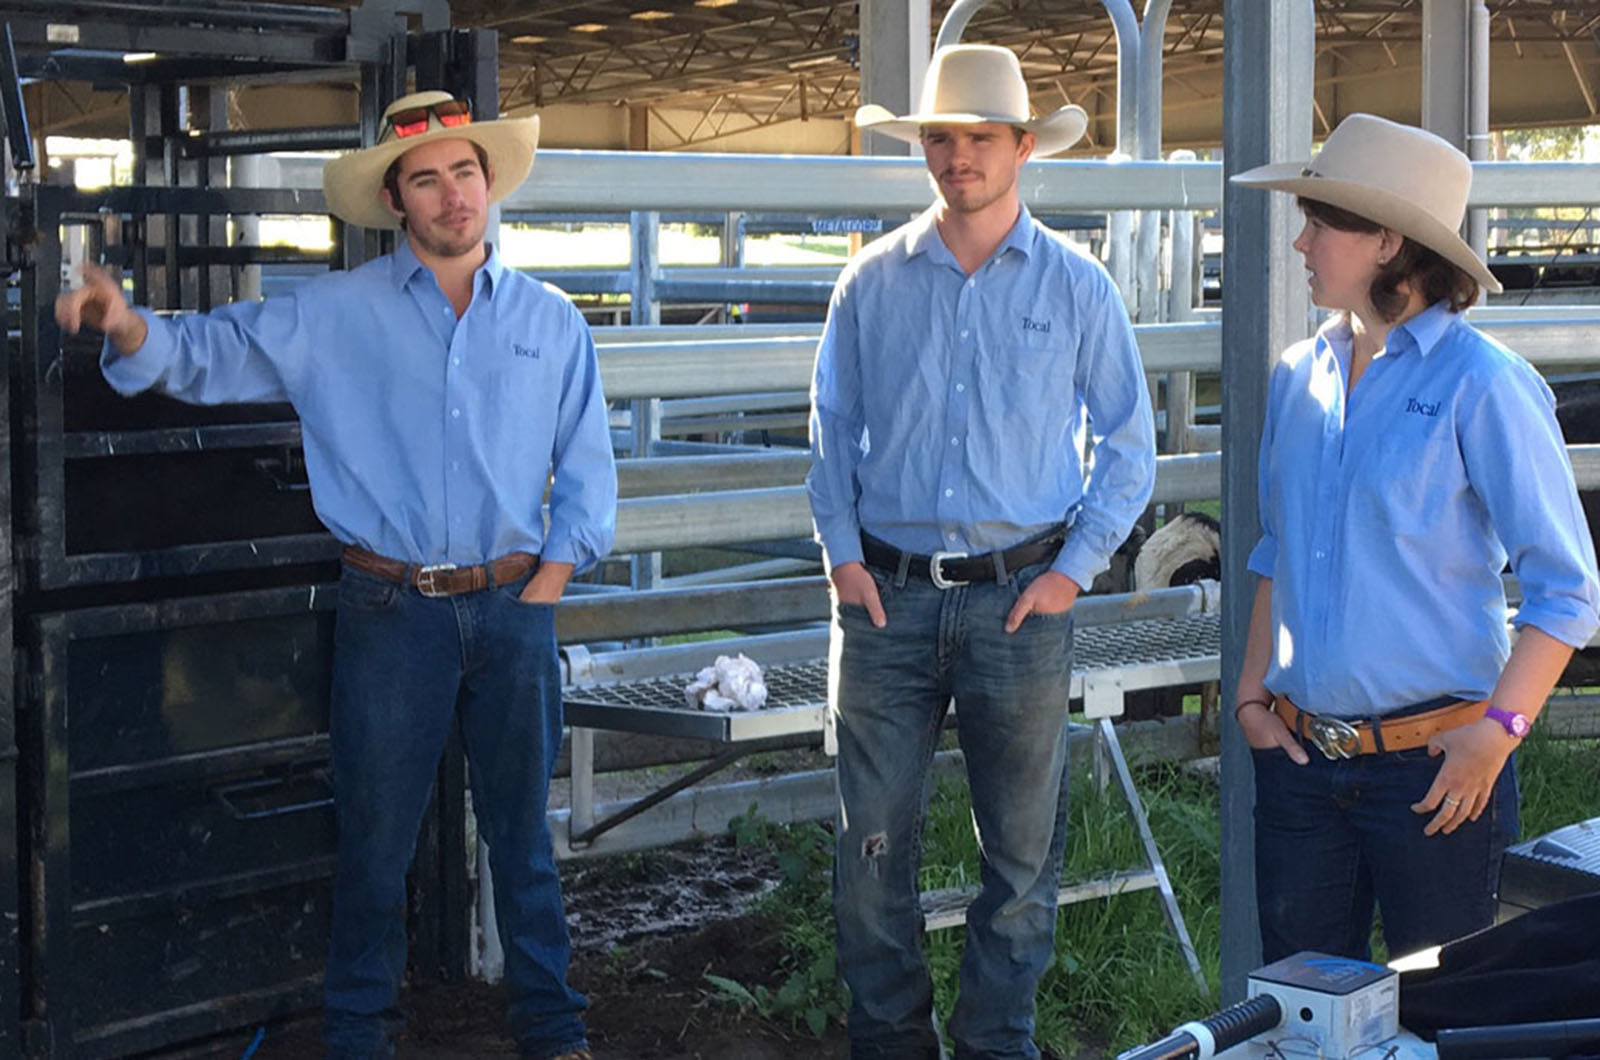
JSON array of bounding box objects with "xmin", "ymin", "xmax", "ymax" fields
[
  {"xmin": 1314, "ymin": 300, "xmax": 1461, "ymax": 361},
  {"xmin": 903, "ymin": 202, "xmax": 1037, "ymax": 268},
  {"xmin": 391, "ymin": 238, "xmax": 504, "ymax": 298},
  {"xmin": 1389, "ymin": 300, "xmax": 1459, "ymax": 359}
]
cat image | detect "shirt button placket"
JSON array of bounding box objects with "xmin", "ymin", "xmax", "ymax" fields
[{"xmin": 942, "ymin": 284, "xmax": 976, "ymax": 525}]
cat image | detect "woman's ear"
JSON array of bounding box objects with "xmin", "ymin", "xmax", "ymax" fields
[{"xmin": 1378, "ymin": 227, "xmax": 1406, "ymax": 266}]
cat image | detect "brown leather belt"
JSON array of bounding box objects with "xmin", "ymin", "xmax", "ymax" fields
[
  {"xmin": 1272, "ymin": 695, "xmax": 1488, "ymax": 759},
  {"xmin": 342, "ymin": 545, "xmax": 538, "ymax": 598}
]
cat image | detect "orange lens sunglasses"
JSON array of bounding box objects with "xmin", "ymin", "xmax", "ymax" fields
[{"xmin": 387, "ymin": 99, "xmax": 473, "ymax": 139}]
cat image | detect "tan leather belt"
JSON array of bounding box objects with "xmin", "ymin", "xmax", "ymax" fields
[
  {"xmin": 342, "ymin": 546, "xmax": 538, "ymax": 598},
  {"xmin": 1272, "ymin": 696, "xmax": 1488, "ymax": 759}
]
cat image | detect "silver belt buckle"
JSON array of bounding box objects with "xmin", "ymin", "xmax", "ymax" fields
[
  {"xmin": 415, "ymin": 562, "xmax": 458, "ymax": 598},
  {"xmin": 1304, "ymin": 713, "xmax": 1362, "ymax": 760},
  {"xmin": 928, "ymin": 550, "xmax": 969, "ymax": 590}
]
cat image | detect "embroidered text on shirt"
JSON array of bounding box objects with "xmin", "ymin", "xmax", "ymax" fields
[
  {"xmin": 1021, "ymin": 316, "xmax": 1051, "ymax": 334},
  {"xmin": 1405, "ymin": 397, "xmax": 1440, "ymax": 417},
  {"xmin": 513, "ymin": 343, "xmax": 540, "ymax": 359}
]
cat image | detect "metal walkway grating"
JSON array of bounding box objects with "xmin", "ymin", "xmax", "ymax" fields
[{"xmin": 565, "ymin": 613, "xmax": 1221, "ymax": 743}]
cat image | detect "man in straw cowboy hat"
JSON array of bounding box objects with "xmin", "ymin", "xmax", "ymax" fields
[
  {"xmin": 807, "ymin": 43, "xmax": 1155, "ymax": 1058},
  {"xmin": 1230, "ymin": 113, "xmax": 1598, "ymax": 965},
  {"xmin": 56, "ymin": 91, "xmax": 613, "ymax": 1060}
]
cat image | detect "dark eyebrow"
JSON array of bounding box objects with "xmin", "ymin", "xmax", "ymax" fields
[{"xmin": 403, "ymin": 157, "xmax": 480, "ymax": 185}]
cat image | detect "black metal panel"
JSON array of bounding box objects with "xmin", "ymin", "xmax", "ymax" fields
[
  {"xmin": 23, "ymin": 184, "xmax": 343, "ymax": 590},
  {"xmin": 0, "ymin": 756, "xmax": 18, "ymax": 1058},
  {"xmin": 25, "ymin": 586, "xmax": 339, "ymax": 1057},
  {"xmin": 0, "ymin": 176, "xmax": 20, "ymax": 1056}
]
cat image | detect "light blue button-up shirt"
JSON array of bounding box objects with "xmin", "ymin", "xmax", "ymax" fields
[
  {"xmin": 102, "ymin": 240, "xmax": 617, "ymax": 571},
  {"xmin": 1250, "ymin": 301, "xmax": 1600, "ymax": 716},
  {"xmin": 807, "ymin": 204, "xmax": 1156, "ymax": 590}
]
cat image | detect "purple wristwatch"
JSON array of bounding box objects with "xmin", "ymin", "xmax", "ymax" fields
[{"xmin": 1484, "ymin": 706, "xmax": 1531, "ymax": 739}]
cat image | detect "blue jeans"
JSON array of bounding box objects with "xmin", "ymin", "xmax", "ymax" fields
[
  {"xmin": 323, "ymin": 565, "xmax": 588, "ymax": 1060},
  {"xmin": 831, "ymin": 560, "xmax": 1075, "ymax": 1060},
  {"xmin": 1253, "ymin": 724, "xmax": 1519, "ymax": 965}
]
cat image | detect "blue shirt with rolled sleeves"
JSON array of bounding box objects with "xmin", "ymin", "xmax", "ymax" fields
[
  {"xmin": 101, "ymin": 240, "xmax": 617, "ymax": 571},
  {"xmin": 1249, "ymin": 301, "xmax": 1600, "ymax": 717},
  {"xmin": 806, "ymin": 204, "xmax": 1156, "ymax": 591}
]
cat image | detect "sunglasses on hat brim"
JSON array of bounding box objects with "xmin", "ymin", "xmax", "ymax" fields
[{"xmin": 386, "ymin": 99, "xmax": 473, "ymax": 140}]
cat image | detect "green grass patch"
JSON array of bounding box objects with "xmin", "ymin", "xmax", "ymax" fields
[{"xmin": 725, "ymin": 729, "xmax": 1600, "ymax": 1052}]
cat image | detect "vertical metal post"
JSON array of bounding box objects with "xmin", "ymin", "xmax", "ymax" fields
[
  {"xmin": 0, "ymin": 168, "xmax": 18, "ymax": 1057},
  {"xmin": 1167, "ymin": 148, "xmax": 1198, "ymax": 456},
  {"xmin": 232, "ymin": 152, "xmax": 265, "ymax": 301},
  {"xmin": 1467, "ymin": 2, "xmax": 1491, "ymax": 259},
  {"xmin": 1100, "ymin": 0, "xmax": 1140, "ymax": 306},
  {"xmin": 1135, "ymin": 0, "xmax": 1171, "ymax": 324},
  {"xmin": 1421, "ymin": 0, "xmax": 1471, "ymax": 151},
  {"xmin": 198, "ymin": 86, "xmax": 230, "ymax": 309},
  {"xmin": 630, "ymin": 211, "xmax": 662, "ymax": 590},
  {"xmin": 721, "ymin": 210, "xmax": 744, "ymax": 323},
  {"xmin": 1220, "ymin": 0, "xmax": 1314, "ymax": 1003},
  {"xmin": 569, "ymin": 726, "xmax": 596, "ymax": 845},
  {"xmin": 859, "ymin": 0, "xmax": 931, "ymax": 157}
]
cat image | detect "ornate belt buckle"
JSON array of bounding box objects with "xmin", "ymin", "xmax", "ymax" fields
[
  {"xmin": 1305, "ymin": 713, "xmax": 1362, "ymax": 760},
  {"xmin": 929, "ymin": 550, "xmax": 969, "ymax": 590},
  {"xmin": 415, "ymin": 562, "xmax": 458, "ymax": 598}
]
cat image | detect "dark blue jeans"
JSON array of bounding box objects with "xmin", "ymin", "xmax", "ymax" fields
[
  {"xmin": 322, "ymin": 565, "xmax": 588, "ymax": 1060},
  {"xmin": 1253, "ymin": 729, "xmax": 1519, "ymax": 965},
  {"xmin": 831, "ymin": 560, "xmax": 1075, "ymax": 1060}
]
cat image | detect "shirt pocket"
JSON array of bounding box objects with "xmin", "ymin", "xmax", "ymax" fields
[
  {"xmin": 1357, "ymin": 419, "xmax": 1466, "ymax": 539},
  {"xmin": 1004, "ymin": 310, "xmax": 1075, "ymax": 386}
]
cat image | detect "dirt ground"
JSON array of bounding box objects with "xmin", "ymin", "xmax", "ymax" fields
[{"xmin": 207, "ymin": 835, "xmax": 851, "ymax": 1060}]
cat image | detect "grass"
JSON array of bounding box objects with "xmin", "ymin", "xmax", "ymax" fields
[{"xmin": 725, "ymin": 725, "xmax": 1600, "ymax": 1055}]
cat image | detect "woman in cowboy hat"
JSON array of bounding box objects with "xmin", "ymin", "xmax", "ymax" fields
[
  {"xmin": 1230, "ymin": 113, "xmax": 1600, "ymax": 963},
  {"xmin": 57, "ymin": 91, "xmax": 610, "ymax": 1060}
]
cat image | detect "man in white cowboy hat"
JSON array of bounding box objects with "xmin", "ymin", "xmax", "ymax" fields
[
  {"xmin": 55, "ymin": 90, "xmax": 612, "ymax": 1060},
  {"xmin": 807, "ymin": 43, "xmax": 1154, "ymax": 1058}
]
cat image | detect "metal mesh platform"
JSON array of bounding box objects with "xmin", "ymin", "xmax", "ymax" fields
[
  {"xmin": 565, "ymin": 612, "xmax": 1221, "ymax": 743},
  {"xmin": 565, "ymin": 659, "xmax": 831, "ymax": 742},
  {"xmin": 1074, "ymin": 613, "xmax": 1221, "ymax": 673}
]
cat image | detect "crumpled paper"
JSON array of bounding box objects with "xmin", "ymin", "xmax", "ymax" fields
[{"xmin": 684, "ymin": 653, "xmax": 769, "ymax": 712}]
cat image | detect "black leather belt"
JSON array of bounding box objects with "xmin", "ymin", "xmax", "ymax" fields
[{"xmin": 860, "ymin": 528, "xmax": 1066, "ymax": 589}]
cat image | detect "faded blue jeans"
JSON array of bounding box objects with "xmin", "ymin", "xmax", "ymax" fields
[
  {"xmin": 323, "ymin": 564, "xmax": 588, "ymax": 1060},
  {"xmin": 831, "ymin": 559, "xmax": 1075, "ymax": 1060},
  {"xmin": 1253, "ymin": 716, "xmax": 1519, "ymax": 965}
]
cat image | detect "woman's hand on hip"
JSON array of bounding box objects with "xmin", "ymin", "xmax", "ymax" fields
[
  {"xmin": 1411, "ymin": 718, "xmax": 1516, "ymax": 837},
  {"xmin": 1237, "ymin": 701, "xmax": 1310, "ymax": 765}
]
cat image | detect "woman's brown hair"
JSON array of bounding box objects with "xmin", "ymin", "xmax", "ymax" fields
[{"xmin": 1296, "ymin": 196, "xmax": 1479, "ymax": 319}]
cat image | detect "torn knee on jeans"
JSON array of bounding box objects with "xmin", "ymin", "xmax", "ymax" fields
[{"xmin": 862, "ymin": 832, "xmax": 888, "ymax": 859}]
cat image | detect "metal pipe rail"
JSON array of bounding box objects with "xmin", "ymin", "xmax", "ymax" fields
[
  {"xmin": 614, "ymin": 449, "xmax": 1221, "ymax": 504},
  {"xmin": 264, "ymin": 148, "xmax": 1600, "ymax": 214},
  {"xmin": 607, "ymin": 441, "xmax": 1600, "ymax": 555},
  {"xmin": 593, "ymin": 315, "xmax": 1600, "ymax": 402},
  {"xmin": 509, "ymin": 153, "xmax": 1224, "ymax": 215}
]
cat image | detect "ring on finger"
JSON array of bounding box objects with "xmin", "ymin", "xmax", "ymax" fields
[{"xmin": 1443, "ymin": 796, "xmax": 1462, "ymax": 807}]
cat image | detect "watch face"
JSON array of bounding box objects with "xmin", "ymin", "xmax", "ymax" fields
[{"xmin": 1490, "ymin": 707, "xmax": 1531, "ymax": 738}]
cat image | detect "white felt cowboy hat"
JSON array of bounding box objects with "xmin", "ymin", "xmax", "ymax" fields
[
  {"xmin": 1231, "ymin": 112, "xmax": 1501, "ymax": 293},
  {"xmin": 855, "ymin": 44, "xmax": 1088, "ymax": 158},
  {"xmin": 322, "ymin": 90, "xmax": 539, "ymax": 231}
]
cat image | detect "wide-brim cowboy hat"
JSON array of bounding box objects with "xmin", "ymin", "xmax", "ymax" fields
[
  {"xmin": 855, "ymin": 43, "xmax": 1088, "ymax": 158},
  {"xmin": 1231, "ymin": 112, "xmax": 1501, "ymax": 294},
  {"xmin": 322, "ymin": 90, "xmax": 539, "ymax": 231}
]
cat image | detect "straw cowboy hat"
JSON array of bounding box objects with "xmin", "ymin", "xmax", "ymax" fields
[
  {"xmin": 1232, "ymin": 112, "xmax": 1501, "ymax": 293},
  {"xmin": 322, "ymin": 90, "xmax": 540, "ymax": 230},
  {"xmin": 855, "ymin": 44, "xmax": 1088, "ymax": 158}
]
